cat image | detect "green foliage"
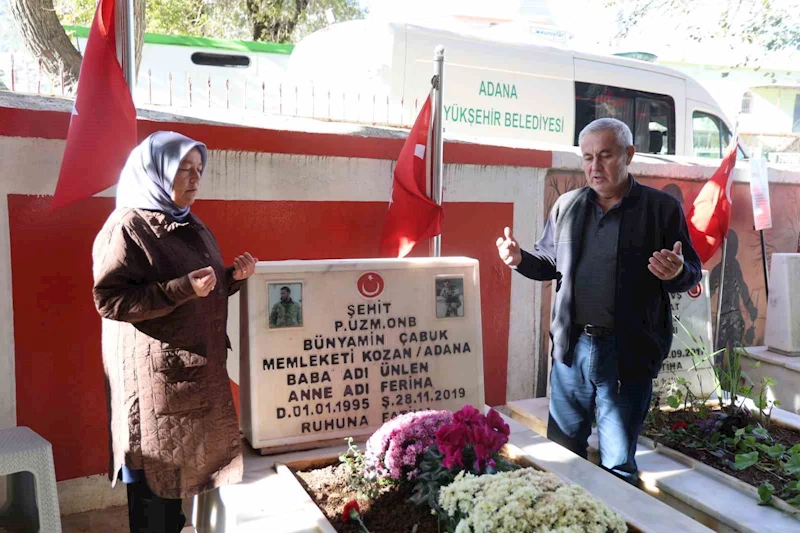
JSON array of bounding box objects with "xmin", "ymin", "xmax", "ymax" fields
[
  {"xmin": 734, "ymin": 451, "xmax": 760, "ymax": 471},
  {"xmin": 145, "ymin": 0, "xmax": 210, "ymax": 37},
  {"xmin": 758, "ymin": 481, "xmax": 775, "ymax": 505},
  {"xmin": 293, "ymin": 0, "xmax": 364, "ymax": 41},
  {"xmin": 54, "ymin": 0, "xmax": 96, "ymax": 28},
  {"xmin": 245, "ymin": 0, "xmax": 364, "ymax": 42},
  {"xmin": 650, "ymin": 318, "xmax": 800, "ymax": 508},
  {"xmin": 605, "ymin": 0, "xmax": 800, "ymax": 66},
  {"xmin": 339, "ymin": 437, "xmax": 386, "ymax": 502},
  {"xmin": 53, "ymin": 0, "xmax": 365, "ymax": 43},
  {"xmin": 782, "ymin": 454, "xmax": 800, "ymax": 477}
]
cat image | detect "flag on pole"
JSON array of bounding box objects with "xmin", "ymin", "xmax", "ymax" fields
[
  {"xmin": 379, "ymin": 94, "xmax": 443, "ymax": 257},
  {"xmin": 687, "ymin": 137, "xmax": 738, "ymax": 263},
  {"xmin": 52, "ymin": 0, "xmax": 137, "ymax": 209}
]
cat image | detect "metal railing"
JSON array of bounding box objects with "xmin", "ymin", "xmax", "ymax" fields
[{"xmin": 0, "ymin": 51, "xmax": 420, "ymax": 130}]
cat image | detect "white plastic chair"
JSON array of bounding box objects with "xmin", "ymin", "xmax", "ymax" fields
[{"xmin": 0, "ymin": 426, "xmax": 62, "ymax": 533}]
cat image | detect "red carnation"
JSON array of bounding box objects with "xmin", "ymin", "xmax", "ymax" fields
[
  {"xmin": 342, "ymin": 500, "xmax": 360, "ymax": 523},
  {"xmin": 671, "ymin": 421, "xmax": 689, "ymax": 431}
]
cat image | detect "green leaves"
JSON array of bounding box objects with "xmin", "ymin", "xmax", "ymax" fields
[
  {"xmin": 667, "ymin": 395, "xmax": 681, "ymax": 409},
  {"xmin": 734, "ymin": 452, "xmax": 759, "ymax": 470},
  {"xmin": 607, "ymin": 0, "xmax": 800, "ymax": 68},
  {"xmin": 758, "ymin": 481, "xmax": 775, "ymax": 505},
  {"xmin": 764, "ymin": 444, "xmax": 787, "ymax": 460},
  {"xmin": 339, "ymin": 437, "xmax": 382, "ymax": 502},
  {"xmin": 752, "ymin": 426, "xmax": 770, "ymax": 438},
  {"xmin": 781, "ymin": 454, "xmax": 800, "ymax": 476}
]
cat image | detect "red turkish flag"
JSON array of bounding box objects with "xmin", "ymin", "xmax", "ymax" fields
[
  {"xmin": 379, "ymin": 95, "xmax": 443, "ymax": 257},
  {"xmin": 687, "ymin": 137, "xmax": 738, "ymax": 263},
  {"xmin": 52, "ymin": 0, "xmax": 136, "ymax": 209}
]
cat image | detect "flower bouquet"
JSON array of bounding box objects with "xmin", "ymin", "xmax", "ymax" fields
[
  {"xmin": 439, "ymin": 468, "xmax": 627, "ymax": 533},
  {"xmin": 325, "ymin": 404, "xmax": 628, "ymax": 532},
  {"xmin": 409, "ymin": 405, "xmax": 518, "ymax": 511}
]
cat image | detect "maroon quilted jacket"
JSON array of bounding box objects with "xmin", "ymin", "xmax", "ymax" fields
[{"xmin": 92, "ymin": 208, "xmax": 243, "ymax": 499}]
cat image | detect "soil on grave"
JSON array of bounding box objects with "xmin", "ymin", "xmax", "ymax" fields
[
  {"xmin": 294, "ymin": 459, "xmax": 440, "ymax": 533},
  {"xmin": 642, "ymin": 407, "xmax": 800, "ymax": 497}
]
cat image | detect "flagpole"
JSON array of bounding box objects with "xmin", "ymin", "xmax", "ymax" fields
[
  {"xmin": 430, "ymin": 46, "xmax": 445, "ymax": 258},
  {"xmin": 714, "ymin": 237, "xmax": 728, "ymax": 357},
  {"xmin": 760, "ymin": 229, "xmax": 769, "ymax": 298},
  {"xmin": 713, "ymin": 131, "xmax": 739, "ymax": 358},
  {"xmin": 121, "ymin": 0, "xmax": 136, "ymax": 93}
]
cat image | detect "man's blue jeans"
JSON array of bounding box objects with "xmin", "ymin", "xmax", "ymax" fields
[{"xmin": 547, "ymin": 332, "xmax": 653, "ymax": 484}]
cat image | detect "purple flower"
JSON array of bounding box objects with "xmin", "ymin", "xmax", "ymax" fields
[
  {"xmin": 364, "ymin": 410, "xmax": 453, "ymax": 480},
  {"xmin": 694, "ymin": 418, "xmax": 718, "ymax": 434}
]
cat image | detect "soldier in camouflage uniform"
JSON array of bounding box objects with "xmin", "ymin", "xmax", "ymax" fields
[
  {"xmin": 439, "ymin": 280, "xmax": 462, "ymax": 317},
  {"xmin": 270, "ymin": 286, "xmax": 302, "ymax": 327}
]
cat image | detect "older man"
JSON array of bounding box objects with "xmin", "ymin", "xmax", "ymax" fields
[{"xmin": 496, "ymin": 118, "xmax": 701, "ymax": 483}]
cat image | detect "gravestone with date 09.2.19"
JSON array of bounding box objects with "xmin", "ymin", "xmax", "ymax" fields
[
  {"xmin": 239, "ymin": 257, "xmax": 485, "ymax": 454},
  {"xmin": 653, "ymin": 270, "xmax": 718, "ymax": 400}
]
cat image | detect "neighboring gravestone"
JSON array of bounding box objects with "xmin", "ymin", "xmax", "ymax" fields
[
  {"xmin": 765, "ymin": 253, "xmax": 800, "ymax": 356},
  {"xmin": 653, "ymin": 271, "xmax": 718, "ymax": 400},
  {"xmin": 239, "ymin": 257, "xmax": 485, "ymax": 453}
]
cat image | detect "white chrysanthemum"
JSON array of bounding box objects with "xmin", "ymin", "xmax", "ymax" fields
[{"xmin": 438, "ymin": 467, "xmax": 627, "ymax": 533}]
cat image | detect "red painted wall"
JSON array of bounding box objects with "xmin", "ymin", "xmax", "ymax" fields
[
  {"xmin": 0, "ymin": 107, "xmax": 552, "ymax": 168},
  {"xmin": 9, "ymin": 194, "xmax": 512, "ymax": 481}
]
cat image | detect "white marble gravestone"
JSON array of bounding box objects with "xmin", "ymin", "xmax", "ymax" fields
[
  {"xmin": 765, "ymin": 253, "xmax": 800, "ymax": 356},
  {"xmin": 239, "ymin": 257, "xmax": 485, "ymax": 453},
  {"xmin": 654, "ymin": 271, "xmax": 717, "ymax": 399}
]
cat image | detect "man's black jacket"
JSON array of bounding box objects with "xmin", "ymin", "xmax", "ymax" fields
[{"xmin": 516, "ymin": 176, "xmax": 702, "ymax": 381}]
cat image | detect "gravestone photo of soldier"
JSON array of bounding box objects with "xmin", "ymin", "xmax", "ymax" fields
[
  {"xmin": 268, "ymin": 283, "xmax": 303, "ymax": 328},
  {"xmin": 436, "ymin": 278, "xmax": 464, "ymax": 318}
]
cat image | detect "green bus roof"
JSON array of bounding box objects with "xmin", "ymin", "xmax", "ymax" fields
[{"xmin": 62, "ymin": 25, "xmax": 295, "ymax": 55}]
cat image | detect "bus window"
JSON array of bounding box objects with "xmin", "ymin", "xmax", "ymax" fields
[
  {"xmin": 575, "ymin": 82, "xmax": 676, "ymax": 154},
  {"xmin": 191, "ymin": 52, "xmax": 251, "ymax": 68},
  {"xmin": 692, "ymin": 111, "xmax": 722, "ymax": 158},
  {"xmin": 694, "ymin": 112, "xmax": 746, "ymax": 159},
  {"xmin": 635, "ymin": 97, "xmax": 674, "ymax": 155},
  {"xmin": 719, "ymin": 120, "xmax": 748, "ymax": 160}
]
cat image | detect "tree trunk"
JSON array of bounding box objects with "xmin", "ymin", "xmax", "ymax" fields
[
  {"xmin": 9, "ymin": 0, "xmax": 83, "ymax": 90},
  {"xmin": 247, "ymin": 0, "xmax": 310, "ymax": 42},
  {"xmin": 9, "ymin": 0, "xmax": 145, "ymax": 93}
]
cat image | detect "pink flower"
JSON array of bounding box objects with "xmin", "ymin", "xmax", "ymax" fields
[
  {"xmin": 453, "ymin": 405, "xmax": 483, "ymax": 426},
  {"xmin": 437, "ymin": 422, "xmax": 468, "ymax": 449},
  {"xmin": 442, "ymin": 447, "xmax": 463, "ymax": 469},
  {"xmin": 486, "ymin": 409, "xmax": 511, "ymax": 439},
  {"xmin": 436, "ymin": 422, "xmax": 470, "ymax": 468}
]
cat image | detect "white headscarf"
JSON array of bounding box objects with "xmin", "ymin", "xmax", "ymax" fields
[{"xmin": 116, "ymin": 131, "xmax": 208, "ymax": 221}]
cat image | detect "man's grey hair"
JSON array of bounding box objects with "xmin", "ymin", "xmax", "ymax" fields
[{"xmin": 578, "ymin": 118, "xmax": 633, "ymax": 149}]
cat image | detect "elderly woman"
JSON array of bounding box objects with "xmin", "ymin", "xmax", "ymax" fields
[{"xmin": 92, "ymin": 131, "xmax": 257, "ymax": 532}]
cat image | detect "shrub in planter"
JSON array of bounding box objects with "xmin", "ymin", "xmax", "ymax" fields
[{"xmin": 438, "ymin": 467, "xmax": 627, "ymax": 533}]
